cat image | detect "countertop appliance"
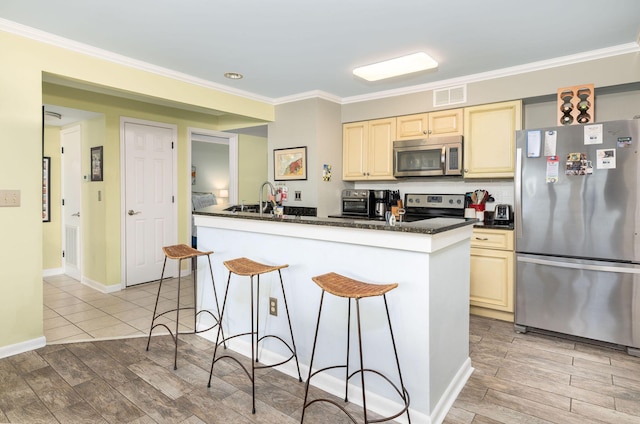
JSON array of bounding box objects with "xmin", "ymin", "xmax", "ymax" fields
[
  {"xmin": 338, "ymin": 189, "xmax": 374, "ymax": 219},
  {"xmin": 493, "ymin": 204, "xmax": 511, "ymax": 222},
  {"xmin": 393, "ymin": 135, "xmax": 463, "ymax": 177},
  {"xmin": 372, "ymin": 189, "xmax": 390, "ymax": 219},
  {"xmin": 403, "ymin": 193, "xmax": 465, "ymax": 222},
  {"xmin": 515, "ymin": 118, "xmax": 640, "ymax": 354}
]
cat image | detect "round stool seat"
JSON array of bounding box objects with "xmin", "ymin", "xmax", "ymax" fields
[
  {"xmin": 223, "ymin": 257, "xmax": 288, "ymax": 276},
  {"xmin": 312, "ymin": 272, "xmax": 398, "ymax": 299},
  {"xmin": 162, "ymin": 244, "xmax": 213, "ymax": 260}
]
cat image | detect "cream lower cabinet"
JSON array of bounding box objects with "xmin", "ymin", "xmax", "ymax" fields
[
  {"xmin": 470, "ymin": 228, "xmax": 514, "ymax": 321},
  {"xmin": 463, "ymin": 100, "xmax": 522, "ymax": 178},
  {"xmin": 343, "ymin": 118, "xmax": 395, "ymax": 180}
]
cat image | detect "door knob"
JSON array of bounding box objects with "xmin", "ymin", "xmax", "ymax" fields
[
  {"xmin": 128, "ymin": 209, "xmax": 141, "ymax": 216},
  {"xmin": 71, "ymin": 212, "xmax": 80, "ymax": 217}
]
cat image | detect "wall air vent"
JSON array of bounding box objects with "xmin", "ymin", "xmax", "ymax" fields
[{"xmin": 433, "ymin": 85, "xmax": 467, "ymax": 107}]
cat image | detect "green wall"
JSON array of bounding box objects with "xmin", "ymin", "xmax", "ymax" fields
[{"xmin": 0, "ymin": 31, "xmax": 273, "ymax": 353}]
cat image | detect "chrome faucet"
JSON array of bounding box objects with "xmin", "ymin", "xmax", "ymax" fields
[{"xmin": 259, "ymin": 181, "xmax": 276, "ymax": 216}]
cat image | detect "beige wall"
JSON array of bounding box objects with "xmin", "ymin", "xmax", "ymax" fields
[
  {"xmin": 43, "ymin": 126, "xmax": 62, "ymax": 270},
  {"xmin": 268, "ymin": 98, "xmax": 346, "ymax": 215},
  {"xmin": 0, "ymin": 31, "xmax": 274, "ymax": 352}
]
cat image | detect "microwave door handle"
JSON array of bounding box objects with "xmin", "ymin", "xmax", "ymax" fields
[{"xmin": 441, "ymin": 146, "xmax": 446, "ymax": 174}]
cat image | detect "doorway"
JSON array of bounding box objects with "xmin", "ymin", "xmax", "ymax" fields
[
  {"xmin": 121, "ymin": 118, "xmax": 177, "ymax": 287},
  {"xmin": 60, "ymin": 125, "xmax": 82, "ymax": 281},
  {"xmin": 188, "ymin": 128, "xmax": 238, "ymax": 244}
]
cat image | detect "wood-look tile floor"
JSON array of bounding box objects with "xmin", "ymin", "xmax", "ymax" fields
[
  {"xmin": 23, "ymin": 275, "xmax": 640, "ymax": 423},
  {"xmin": 444, "ymin": 315, "xmax": 640, "ymax": 424}
]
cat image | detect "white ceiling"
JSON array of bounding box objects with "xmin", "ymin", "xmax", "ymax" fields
[{"xmin": 3, "ymin": 1, "xmax": 640, "ymax": 105}]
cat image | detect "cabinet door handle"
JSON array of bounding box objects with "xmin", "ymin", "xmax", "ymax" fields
[{"xmin": 475, "ymin": 237, "xmax": 489, "ymax": 240}]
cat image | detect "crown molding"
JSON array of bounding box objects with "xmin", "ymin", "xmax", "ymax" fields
[
  {"xmin": 3, "ymin": 18, "xmax": 638, "ymax": 108},
  {"xmin": 0, "ymin": 18, "xmax": 274, "ymax": 105},
  {"xmin": 273, "ymin": 90, "xmax": 342, "ymax": 105},
  {"xmin": 342, "ymin": 42, "xmax": 640, "ymax": 105}
]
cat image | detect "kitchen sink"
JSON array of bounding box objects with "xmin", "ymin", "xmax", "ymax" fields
[{"xmin": 224, "ymin": 204, "xmax": 263, "ymax": 213}]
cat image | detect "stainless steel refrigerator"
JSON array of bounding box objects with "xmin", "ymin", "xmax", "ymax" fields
[{"xmin": 515, "ymin": 118, "xmax": 640, "ymax": 354}]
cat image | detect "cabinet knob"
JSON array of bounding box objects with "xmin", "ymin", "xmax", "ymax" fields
[
  {"xmin": 423, "ymin": 130, "xmax": 428, "ymax": 134},
  {"xmin": 428, "ymin": 130, "xmax": 432, "ymax": 134}
]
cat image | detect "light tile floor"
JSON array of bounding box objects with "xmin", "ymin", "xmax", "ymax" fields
[{"xmin": 43, "ymin": 274, "xmax": 196, "ymax": 344}]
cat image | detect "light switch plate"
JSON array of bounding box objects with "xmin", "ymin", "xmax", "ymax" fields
[{"xmin": 0, "ymin": 190, "xmax": 21, "ymax": 207}]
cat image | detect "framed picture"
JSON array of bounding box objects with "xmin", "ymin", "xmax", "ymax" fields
[
  {"xmin": 91, "ymin": 146, "xmax": 103, "ymax": 181},
  {"xmin": 42, "ymin": 157, "xmax": 51, "ymax": 222},
  {"xmin": 274, "ymin": 146, "xmax": 307, "ymax": 181}
]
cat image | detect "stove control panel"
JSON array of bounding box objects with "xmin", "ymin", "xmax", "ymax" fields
[{"xmin": 405, "ymin": 193, "xmax": 465, "ymax": 209}]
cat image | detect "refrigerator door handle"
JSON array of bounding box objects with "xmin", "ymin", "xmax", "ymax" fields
[
  {"xmin": 515, "ymin": 147, "xmax": 523, "ymax": 240},
  {"xmin": 517, "ymin": 254, "xmax": 640, "ymax": 274}
]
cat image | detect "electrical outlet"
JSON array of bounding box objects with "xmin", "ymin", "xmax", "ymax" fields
[
  {"xmin": 294, "ymin": 191, "xmax": 302, "ymax": 201},
  {"xmin": 0, "ymin": 190, "xmax": 20, "ymax": 207},
  {"xmin": 269, "ymin": 297, "xmax": 278, "ymax": 316}
]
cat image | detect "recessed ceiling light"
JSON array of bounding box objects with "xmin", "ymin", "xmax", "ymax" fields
[
  {"xmin": 224, "ymin": 72, "xmax": 243, "ymax": 80},
  {"xmin": 353, "ymin": 52, "xmax": 438, "ymax": 82}
]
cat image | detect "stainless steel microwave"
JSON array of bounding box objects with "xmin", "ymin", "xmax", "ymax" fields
[{"xmin": 393, "ymin": 135, "xmax": 463, "ymax": 177}]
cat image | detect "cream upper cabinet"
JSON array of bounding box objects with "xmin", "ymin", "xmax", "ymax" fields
[
  {"xmin": 470, "ymin": 228, "xmax": 515, "ymax": 322},
  {"xmin": 396, "ymin": 109, "xmax": 463, "ymax": 141},
  {"xmin": 343, "ymin": 118, "xmax": 395, "ymax": 181},
  {"xmin": 463, "ymin": 100, "xmax": 522, "ymax": 178}
]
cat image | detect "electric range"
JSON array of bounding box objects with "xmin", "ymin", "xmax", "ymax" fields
[{"xmin": 402, "ymin": 193, "xmax": 466, "ymax": 222}]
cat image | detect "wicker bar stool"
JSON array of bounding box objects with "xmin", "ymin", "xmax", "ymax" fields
[
  {"xmin": 301, "ymin": 272, "xmax": 411, "ymax": 424},
  {"xmin": 146, "ymin": 244, "xmax": 222, "ymax": 370},
  {"xmin": 207, "ymin": 257, "xmax": 302, "ymax": 414}
]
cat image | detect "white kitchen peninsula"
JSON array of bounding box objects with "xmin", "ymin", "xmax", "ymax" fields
[{"xmin": 193, "ymin": 209, "xmax": 474, "ymax": 424}]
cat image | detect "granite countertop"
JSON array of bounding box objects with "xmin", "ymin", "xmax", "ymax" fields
[
  {"xmin": 474, "ymin": 221, "xmax": 515, "ymax": 230},
  {"xmin": 194, "ymin": 206, "xmax": 476, "ymax": 235}
]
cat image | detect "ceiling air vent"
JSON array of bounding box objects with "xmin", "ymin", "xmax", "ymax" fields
[{"xmin": 433, "ymin": 85, "xmax": 467, "ymax": 107}]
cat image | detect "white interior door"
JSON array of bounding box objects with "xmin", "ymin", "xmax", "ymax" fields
[
  {"xmin": 123, "ymin": 120, "xmax": 176, "ymax": 286},
  {"xmin": 61, "ymin": 125, "xmax": 82, "ymax": 281}
]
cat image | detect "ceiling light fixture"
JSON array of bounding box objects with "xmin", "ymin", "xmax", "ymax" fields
[
  {"xmin": 353, "ymin": 52, "xmax": 438, "ymax": 82},
  {"xmin": 44, "ymin": 111, "xmax": 62, "ymax": 120},
  {"xmin": 224, "ymin": 72, "xmax": 243, "ymax": 80}
]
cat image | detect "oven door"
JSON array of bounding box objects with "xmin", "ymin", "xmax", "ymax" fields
[
  {"xmin": 342, "ymin": 198, "xmax": 369, "ymax": 216},
  {"xmin": 393, "ymin": 138, "xmax": 462, "ymax": 177}
]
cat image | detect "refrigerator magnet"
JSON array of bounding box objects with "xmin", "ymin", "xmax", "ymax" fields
[
  {"xmin": 565, "ymin": 152, "xmax": 592, "ymax": 176},
  {"xmin": 596, "ymin": 149, "xmax": 616, "ymax": 169},
  {"xmin": 546, "ymin": 156, "xmax": 559, "ymax": 183},
  {"xmin": 584, "ymin": 124, "xmax": 603, "ymax": 145},
  {"xmin": 526, "ymin": 131, "xmax": 541, "ymax": 157},
  {"xmin": 618, "ymin": 137, "xmax": 632, "ymax": 148},
  {"xmin": 544, "ymin": 131, "xmax": 557, "ymax": 156}
]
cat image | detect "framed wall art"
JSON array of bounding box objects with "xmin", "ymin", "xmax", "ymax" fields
[
  {"xmin": 274, "ymin": 146, "xmax": 307, "ymax": 181},
  {"xmin": 91, "ymin": 146, "xmax": 103, "ymax": 181},
  {"xmin": 42, "ymin": 156, "xmax": 50, "ymax": 222}
]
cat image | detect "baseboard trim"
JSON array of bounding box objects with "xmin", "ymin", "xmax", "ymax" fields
[
  {"xmin": 81, "ymin": 277, "xmax": 122, "ymax": 293},
  {"xmin": 0, "ymin": 336, "xmax": 46, "ymax": 359},
  {"xmin": 429, "ymin": 358, "xmax": 473, "ymax": 424},
  {"xmin": 42, "ymin": 268, "xmax": 64, "ymax": 277},
  {"xmin": 197, "ymin": 331, "xmax": 462, "ymax": 424}
]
